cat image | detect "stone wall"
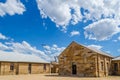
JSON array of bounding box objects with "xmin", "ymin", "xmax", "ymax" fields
[
  {"xmin": 0, "ymin": 62, "xmax": 50, "ymax": 75},
  {"xmin": 31, "ymin": 63, "xmax": 50, "ymax": 74},
  {"xmin": 59, "ymin": 43, "xmax": 97, "ymax": 76},
  {"xmin": 18, "ymin": 63, "xmax": 29, "ymax": 74},
  {"xmin": 0, "ymin": 62, "xmax": 17, "ymax": 75},
  {"xmin": 111, "ymin": 61, "xmax": 120, "ymax": 75},
  {"xmin": 97, "ymin": 54, "xmax": 111, "ymax": 77},
  {"xmin": 58, "ymin": 42, "xmax": 112, "ymax": 77}
]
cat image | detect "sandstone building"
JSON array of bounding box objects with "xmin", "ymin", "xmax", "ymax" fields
[
  {"xmin": 1, "ymin": 41, "xmax": 120, "ymax": 77},
  {"xmin": 0, "ymin": 51, "xmax": 50, "ymax": 75},
  {"xmin": 58, "ymin": 41, "xmax": 113, "ymax": 77},
  {"xmin": 51, "ymin": 62, "xmax": 59, "ymax": 73},
  {"xmin": 112, "ymin": 56, "xmax": 120, "ymax": 75}
]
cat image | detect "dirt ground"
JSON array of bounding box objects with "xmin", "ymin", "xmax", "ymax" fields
[{"xmin": 0, "ymin": 74, "xmax": 120, "ymax": 80}]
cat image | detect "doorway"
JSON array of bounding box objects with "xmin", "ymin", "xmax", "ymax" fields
[
  {"xmin": 114, "ymin": 63, "xmax": 118, "ymax": 71},
  {"xmin": 16, "ymin": 63, "xmax": 19, "ymax": 75},
  {"xmin": 28, "ymin": 64, "xmax": 31, "ymax": 74},
  {"xmin": 72, "ymin": 64, "xmax": 77, "ymax": 75}
]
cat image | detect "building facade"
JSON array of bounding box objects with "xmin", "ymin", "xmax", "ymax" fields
[
  {"xmin": 0, "ymin": 51, "xmax": 50, "ymax": 75},
  {"xmin": 1, "ymin": 41, "xmax": 120, "ymax": 76},
  {"xmin": 0, "ymin": 62, "xmax": 50, "ymax": 75},
  {"xmin": 111, "ymin": 56, "xmax": 120, "ymax": 75},
  {"xmin": 58, "ymin": 41, "xmax": 113, "ymax": 77}
]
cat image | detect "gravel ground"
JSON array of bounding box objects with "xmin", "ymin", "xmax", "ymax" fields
[{"xmin": 0, "ymin": 74, "xmax": 120, "ymax": 80}]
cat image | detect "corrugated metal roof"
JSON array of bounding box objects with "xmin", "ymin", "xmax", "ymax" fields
[
  {"xmin": 86, "ymin": 46, "xmax": 113, "ymax": 58},
  {"xmin": 0, "ymin": 51, "xmax": 49, "ymax": 63},
  {"xmin": 72, "ymin": 41, "xmax": 113, "ymax": 58},
  {"xmin": 112, "ymin": 56, "xmax": 120, "ymax": 61}
]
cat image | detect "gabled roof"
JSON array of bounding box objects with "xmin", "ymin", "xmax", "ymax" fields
[
  {"xmin": 59, "ymin": 41, "xmax": 113, "ymax": 58},
  {"xmin": 84, "ymin": 44, "xmax": 113, "ymax": 58},
  {"xmin": 0, "ymin": 51, "xmax": 49, "ymax": 63},
  {"xmin": 112, "ymin": 56, "xmax": 120, "ymax": 61}
]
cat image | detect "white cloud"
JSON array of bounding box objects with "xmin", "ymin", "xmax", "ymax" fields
[
  {"xmin": 70, "ymin": 31, "xmax": 80, "ymax": 36},
  {"xmin": 113, "ymin": 40, "xmax": 118, "ymax": 42},
  {"xmin": 113, "ymin": 36, "xmax": 120, "ymax": 42},
  {"xmin": 117, "ymin": 49, "xmax": 120, "ymax": 52},
  {"xmin": 42, "ymin": 44, "xmax": 65, "ymax": 61},
  {"xmin": 0, "ymin": 42, "xmax": 11, "ymax": 50},
  {"xmin": 112, "ymin": 36, "xmax": 120, "ymax": 42},
  {"xmin": 36, "ymin": 0, "xmax": 120, "ymax": 33},
  {"xmin": 0, "ymin": 34, "xmax": 65, "ymax": 62},
  {"xmin": 43, "ymin": 45, "xmax": 50, "ymax": 50},
  {"xmin": 0, "ymin": 0, "xmax": 25, "ymax": 16},
  {"xmin": 118, "ymin": 36, "xmax": 120, "ymax": 40},
  {"xmin": 84, "ymin": 19, "xmax": 120, "ymax": 41},
  {"xmin": 0, "ymin": 41, "xmax": 51, "ymax": 61},
  {"xmin": 0, "ymin": 33, "xmax": 8, "ymax": 40},
  {"xmin": 36, "ymin": 0, "xmax": 70, "ymax": 30},
  {"xmin": 8, "ymin": 41, "xmax": 51, "ymax": 61},
  {"xmin": 88, "ymin": 44, "xmax": 102, "ymax": 50},
  {"xmin": 106, "ymin": 51, "xmax": 111, "ymax": 53}
]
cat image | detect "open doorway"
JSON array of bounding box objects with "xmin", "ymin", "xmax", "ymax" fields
[
  {"xmin": 28, "ymin": 64, "xmax": 31, "ymax": 74},
  {"xmin": 72, "ymin": 64, "xmax": 77, "ymax": 75}
]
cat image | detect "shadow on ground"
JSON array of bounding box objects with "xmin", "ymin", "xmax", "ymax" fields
[{"xmin": 44, "ymin": 74, "xmax": 100, "ymax": 78}]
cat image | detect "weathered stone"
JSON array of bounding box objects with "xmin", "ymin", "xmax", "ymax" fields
[
  {"xmin": 0, "ymin": 62, "xmax": 50, "ymax": 75},
  {"xmin": 58, "ymin": 41, "xmax": 113, "ymax": 77}
]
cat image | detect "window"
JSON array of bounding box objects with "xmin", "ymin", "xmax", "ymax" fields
[
  {"xmin": 101, "ymin": 62, "xmax": 104, "ymax": 71},
  {"xmin": 10, "ymin": 63, "xmax": 14, "ymax": 71},
  {"xmin": 43, "ymin": 64, "xmax": 46, "ymax": 70},
  {"xmin": 114, "ymin": 63, "xmax": 118, "ymax": 71}
]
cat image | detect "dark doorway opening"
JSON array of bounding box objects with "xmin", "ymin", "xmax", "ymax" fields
[
  {"xmin": 113, "ymin": 63, "xmax": 118, "ymax": 75},
  {"xmin": 72, "ymin": 64, "xmax": 77, "ymax": 75},
  {"xmin": 28, "ymin": 64, "xmax": 31, "ymax": 74},
  {"xmin": 114, "ymin": 63, "xmax": 118, "ymax": 71}
]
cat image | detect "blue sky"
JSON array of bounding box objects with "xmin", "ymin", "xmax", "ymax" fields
[{"xmin": 0, "ymin": 0, "xmax": 120, "ymax": 61}]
